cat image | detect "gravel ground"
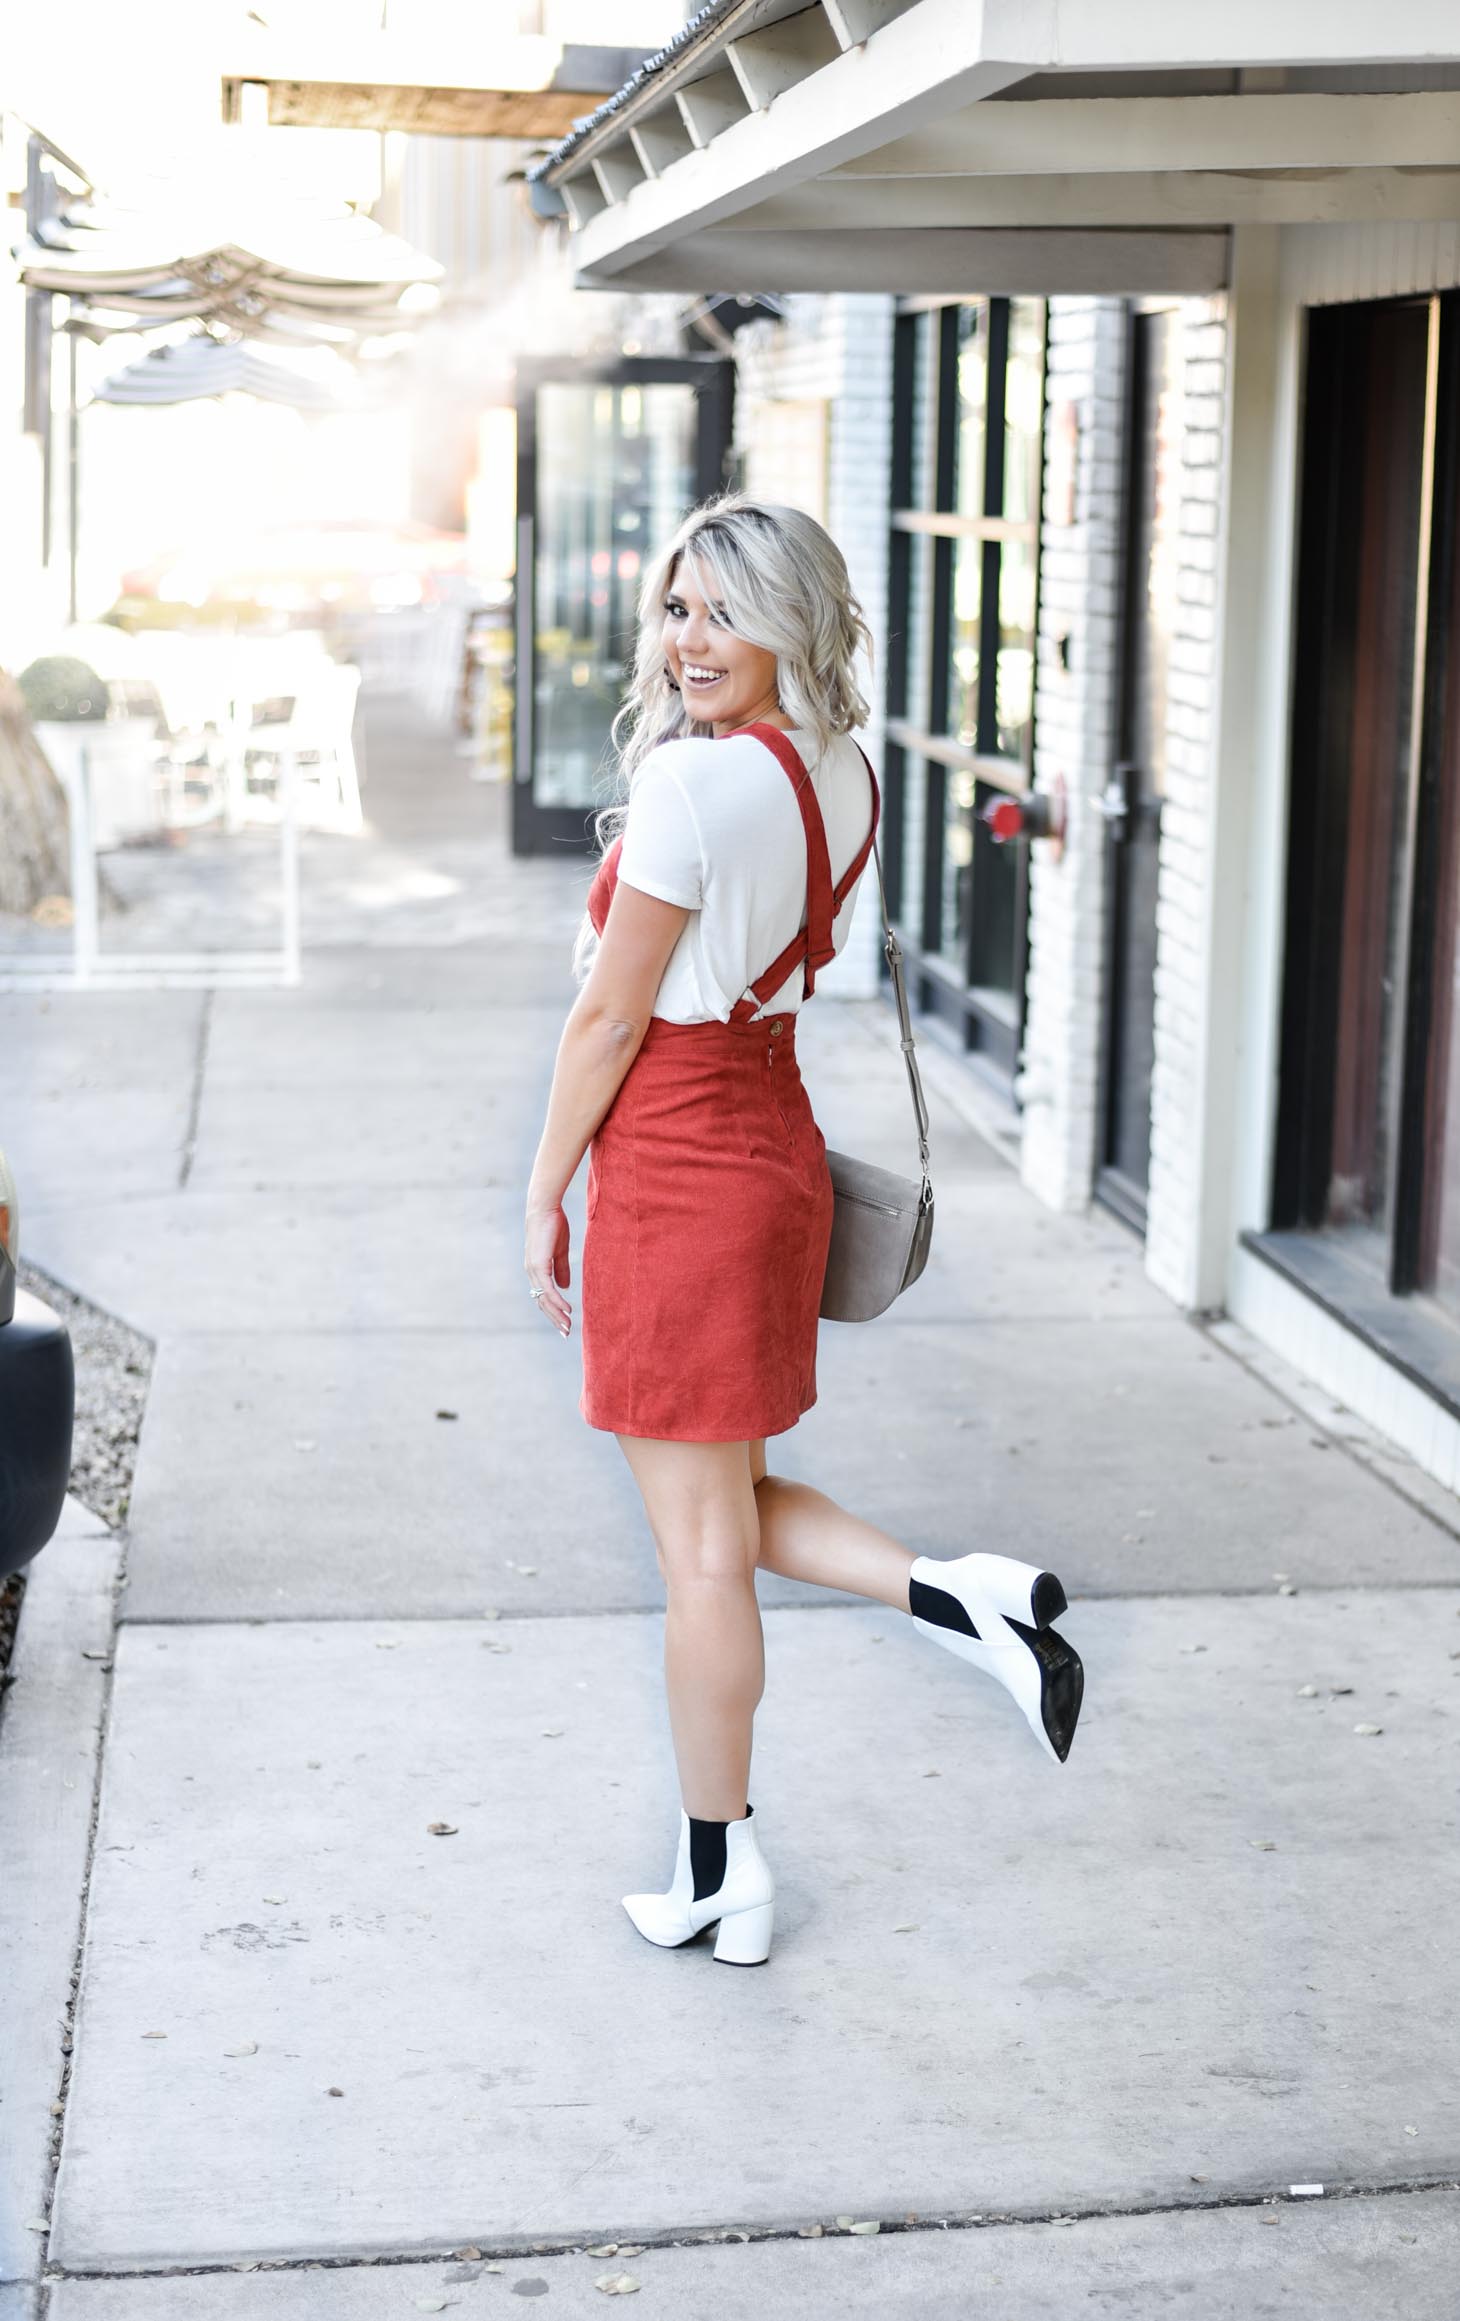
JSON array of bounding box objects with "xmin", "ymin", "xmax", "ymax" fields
[
  {"xmin": 17, "ymin": 1258, "xmax": 153, "ymax": 1529},
  {"xmin": 1, "ymin": 1265, "xmax": 150, "ymax": 1699},
  {"xmin": 0, "ymin": 1568, "xmax": 23, "ymax": 1699}
]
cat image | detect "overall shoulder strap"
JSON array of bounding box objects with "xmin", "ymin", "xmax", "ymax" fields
[
  {"xmin": 727, "ymin": 724, "xmax": 840, "ymax": 1021},
  {"xmin": 728, "ymin": 719, "xmax": 877, "ymax": 1021}
]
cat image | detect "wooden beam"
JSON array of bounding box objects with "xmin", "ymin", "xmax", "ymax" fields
[
  {"xmin": 834, "ymin": 90, "xmax": 1460, "ymax": 179},
  {"xmin": 222, "ymin": 35, "xmax": 647, "ymax": 137},
  {"xmin": 576, "ymin": 225, "xmax": 1231, "ymax": 295},
  {"xmin": 234, "ymin": 79, "xmax": 625, "ymax": 136}
]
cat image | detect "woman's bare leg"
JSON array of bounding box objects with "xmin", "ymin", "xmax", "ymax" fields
[
  {"xmin": 616, "ymin": 1434, "xmax": 764, "ymax": 1821},
  {"xmin": 748, "ymin": 1438, "xmax": 915, "ymax": 1613}
]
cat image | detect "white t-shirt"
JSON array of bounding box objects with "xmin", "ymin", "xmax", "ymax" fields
[{"xmin": 615, "ymin": 726, "xmax": 876, "ymax": 1024}]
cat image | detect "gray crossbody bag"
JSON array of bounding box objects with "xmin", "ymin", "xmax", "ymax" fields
[{"xmin": 819, "ymin": 831, "xmax": 935, "ymax": 1323}]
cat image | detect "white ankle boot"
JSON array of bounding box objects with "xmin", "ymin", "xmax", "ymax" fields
[
  {"xmin": 908, "ymin": 1550, "xmax": 1084, "ymax": 1765},
  {"xmin": 622, "ymin": 1807, "xmax": 776, "ymax": 1965}
]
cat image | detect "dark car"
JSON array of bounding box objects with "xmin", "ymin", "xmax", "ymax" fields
[{"xmin": 0, "ymin": 1149, "xmax": 74, "ymax": 1579}]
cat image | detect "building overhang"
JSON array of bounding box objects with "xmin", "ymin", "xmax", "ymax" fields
[{"xmin": 531, "ymin": 0, "xmax": 1460, "ymax": 295}]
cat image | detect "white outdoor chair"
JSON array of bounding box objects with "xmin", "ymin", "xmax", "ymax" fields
[{"xmin": 239, "ymin": 662, "xmax": 364, "ymax": 833}]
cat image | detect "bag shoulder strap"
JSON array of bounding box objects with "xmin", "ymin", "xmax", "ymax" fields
[{"xmin": 859, "ymin": 758, "xmax": 932, "ymax": 1195}]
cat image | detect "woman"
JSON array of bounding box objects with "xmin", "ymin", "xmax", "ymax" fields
[{"xmin": 524, "ymin": 495, "xmax": 1083, "ymax": 1967}]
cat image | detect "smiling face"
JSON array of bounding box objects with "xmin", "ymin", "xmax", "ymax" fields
[{"xmin": 660, "ymin": 553, "xmax": 788, "ymax": 737}]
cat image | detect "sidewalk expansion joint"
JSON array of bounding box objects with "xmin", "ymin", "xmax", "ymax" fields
[
  {"xmin": 32, "ymin": 1536, "xmax": 134, "ymax": 2260},
  {"xmin": 36, "ymin": 2172, "xmax": 1460, "ymax": 2284},
  {"xmin": 109, "ymin": 1573, "xmax": 1460, "ymax": 1633},
  {"xmin": 178, "ymin": 988, "xmax": 215, "ymax": 1191}
]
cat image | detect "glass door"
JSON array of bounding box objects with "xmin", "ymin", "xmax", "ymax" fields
[
  {"xmin": 1267, "ymin": 292, "xmax": 1460, "ymax": 1375},
  {"xmin": 511, "ymin": 357, "xmax": 732, "ymax": 856}
]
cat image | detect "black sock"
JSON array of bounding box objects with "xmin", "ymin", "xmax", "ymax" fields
[{"xmin": 688, "ymin": 1803, "xmax": 752, "ymax": 1899}]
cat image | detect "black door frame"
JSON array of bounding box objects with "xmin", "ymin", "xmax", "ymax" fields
[
  {"xmin": 1095, "ymin": 303, "xmax": 1165, "ymax": 1234},
  {"xmin": 1270, "ymin": 291, "xmax": 1452, "ymax": 1282},
  {"xmin": 511, "ymin": 354, "xmax": 733, "ymax": 858}
]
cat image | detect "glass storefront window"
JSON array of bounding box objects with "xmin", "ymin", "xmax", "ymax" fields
[
  {"xmin": 887, "ymin": 295, "xmax": 1045, "ymax": 1079},
  {"xmin": 954, "ymin": 305, "xmax": 988, "ymax": 518},
  {"xmin": 950, "ymin": 538, "xmax": 982, "ymax": 750},
  {"xmin": 995, "ymin": 536, "xmax": 1037, "ymax": 762},
  {"xmin": 1002, "ymin": 300, "xmax": 1045, "ymax": 523},
  {"xmin": 939, "ymin": 766, "xmax": 977, "ymax": 971},
  {"xmin": 533, "ymin": 380, "xmax": 696, "ymax": 809},
  {"xmin": 909, "ymin": 310, "xmax": 937, "ymax": 513},
  {"xmin": 904, "ymin": 532, "xmax": 934, "ymax": 734}
]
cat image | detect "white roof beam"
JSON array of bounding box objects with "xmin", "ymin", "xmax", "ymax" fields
[
  {"xmin": 836, "ymin": 89, "xmax": 1460, "ymax": 177},
  {"xmin": 559, "ymin": 0, "xmax": 1460, "ymax": 283},
  {"xmin": 560, "ymin": 171, "xmax": 609, "ymax": 229},
  {"xmin": 582, "ymin": 224, "xmax": 1231, "ymax": 295},
  {"xmin": 675, "ymin": 66, "xmax": 754, "ymax": 149},
  {"xmin": 749, "ymin": 164, "xmax": 1460, "ymax": 231},
  {"xmin": 726, "ymin": 7, "xmax": 844, "ymax": 110},
  {"xmin": 822, "ymin": 0, "xmax": 923, "ymax": 46},
  {"xmin": 565, "ymin": 0, "xmax": 1043, "ymax": 279},
  {"xmin": 629, "ymin": 107, "xmax": 696, "ymax": 178},
  {"xmin": 593, "ymin": 145, "xmax": 648, "ymax": 204},
  {"xmin": 989, "ymin": 0, "xmax": 1460, "ymax": 75}
]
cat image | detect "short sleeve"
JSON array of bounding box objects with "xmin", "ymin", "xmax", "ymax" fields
[{"xmin": 616, "ymin": 762, "xmax": 704, "ymax": 909}]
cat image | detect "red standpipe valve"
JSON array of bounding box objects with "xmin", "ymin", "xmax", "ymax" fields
[{"xmin": 979, "ymin": 778, "xmax": 1067, "ymax": 857}]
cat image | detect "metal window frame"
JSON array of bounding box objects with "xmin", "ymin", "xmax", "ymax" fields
[
  {"xmin": 511, "ymin": 352, "xmax": 734, "ymax": 858},
  {"xmin": 885, "ymin": 290, "xmax": 1046, "ymax": 1078}
]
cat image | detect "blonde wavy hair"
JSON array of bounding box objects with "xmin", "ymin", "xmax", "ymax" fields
[{"xmin": 571, "ymin": 493, "xmax": 873, "ymax": 982}]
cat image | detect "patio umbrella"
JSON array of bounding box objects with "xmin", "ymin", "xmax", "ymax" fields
[
  {"xmin": 16, "ymin": 144, "xmax": 443, "ymax": 349},
  {"xmin": 90, "ymin": 334, "xmax": 360, "ymax": 410}
]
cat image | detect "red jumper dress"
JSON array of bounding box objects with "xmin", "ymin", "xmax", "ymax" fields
[{"xmin": 579, "ymin": 724, "xmax": 881, "ymax": 1442}]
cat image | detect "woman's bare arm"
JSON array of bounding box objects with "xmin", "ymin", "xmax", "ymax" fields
[{"xmin": 524, "ymin": 882, "xmax": 691, "ymax": 1334}]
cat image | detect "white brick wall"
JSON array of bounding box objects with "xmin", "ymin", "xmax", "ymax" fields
[
  {"xmin": 1017, "ymin": 292, "xmax": 1237, "ymax": 1310},
  {"xmin": 730, "ymin": 294, "xmax": 895, "ymax": 998},
  {"xmin": 1143, "ymin": 295, "xmax": 1229, "ymax": 1307},
  {"xmin": 1018, "ymin": 298, "xmax": 1126, "ymax": 1212}
]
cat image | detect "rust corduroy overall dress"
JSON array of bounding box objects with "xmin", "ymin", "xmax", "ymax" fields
[{"xmin": 579, "ymin": 724, "xmax": 881, "ymax": 1442}]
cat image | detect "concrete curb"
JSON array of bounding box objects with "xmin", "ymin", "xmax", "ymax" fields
[{"xmin": 0, "ymin": 1500, "xmax": 122, "ymax": 2288}]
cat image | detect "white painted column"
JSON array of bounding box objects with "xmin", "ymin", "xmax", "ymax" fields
[
  {"xmin": 1019, "ymin": 297, "xmax": 1126, "ymax": 1212},
  {"xmin": 1146, "ymin": 229, "xmax": 1287, "ymax": 1313}
]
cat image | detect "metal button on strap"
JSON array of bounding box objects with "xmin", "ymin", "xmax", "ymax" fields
[{"xmin": 768, "ymin": 1017, "xmax": 784, "ymax": 1035}]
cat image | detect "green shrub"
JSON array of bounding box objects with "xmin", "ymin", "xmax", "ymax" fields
[{"xmin": 17, "ymin": 656, "xmax": 110, "ymax": 723}]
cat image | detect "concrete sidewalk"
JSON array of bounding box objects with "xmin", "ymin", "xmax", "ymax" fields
[{"xmin": 3, "ymin": 694, "xmax": 1458, "ymax": 2314}]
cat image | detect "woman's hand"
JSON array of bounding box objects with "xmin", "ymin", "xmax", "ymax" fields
[{"xmin": 525, "ymin": 1203, "xmax": 572, "ymax": 1337}]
